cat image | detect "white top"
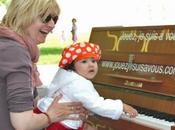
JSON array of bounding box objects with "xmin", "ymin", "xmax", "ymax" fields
[{"xmin": 37, "ymin": 68, "xmax": 123, "ymax": 129}]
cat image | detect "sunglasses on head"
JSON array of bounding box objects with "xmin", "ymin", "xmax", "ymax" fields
[{"xmin": 43, "ymin": 14, "xmax": 58, "ymax": 24}]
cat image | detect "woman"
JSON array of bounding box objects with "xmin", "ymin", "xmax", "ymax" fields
[{"xmin": 0, "ymin": 0, "xmax": 84, "ymax": 130}]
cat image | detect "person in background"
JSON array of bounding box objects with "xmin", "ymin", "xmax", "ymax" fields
[
  {"xmin": 71, "ymin": 18, "xmax": 78, "ymax": 43},
  {"xmin": 0, "ymin": 0, "xmax": 85, "ymax": 130},
  {"xmin": 60, "ymin": 30, "xmax": 66, "ymax": 43},
  {"xmin": 36, "ymin": 42, "xmax": 138, "ymax": 130}
]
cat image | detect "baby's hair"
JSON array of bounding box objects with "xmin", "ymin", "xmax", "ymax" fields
[{"xmin": 64, "ymin": 61, "xmax": 75, "ymax": 71}]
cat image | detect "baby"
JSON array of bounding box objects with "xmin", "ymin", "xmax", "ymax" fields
[{"xmin": 37, "ymin": 42, "xmax": 138, "ymax": 130}]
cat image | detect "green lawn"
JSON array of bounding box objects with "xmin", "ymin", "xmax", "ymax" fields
[{"xmin": 38, "ymin": 33, "xmax": 90, "ymax": 64}]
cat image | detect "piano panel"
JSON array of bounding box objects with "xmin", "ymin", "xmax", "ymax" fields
[
  {"xmin": 94, "ymin": 84, "xmax": 175, "ymax": 116},
  {"xmin": 89, "ymin": 25, "xmax": 175, "ymax": 55},
  {"xmin": 172, "ymin": 126, "xmax": 175, "ymax": 130},
  {"xmin": 87, "ymin": 116, "xmax": 157, "ymax": 130},
  {"xmin": 88, "ymin": 25, "xmax": 175, "ymax": 130}
]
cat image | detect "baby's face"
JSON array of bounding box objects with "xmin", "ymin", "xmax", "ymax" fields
[{"xmin": 74, "ymin": 58, "xmax": 98, "ymax": 80}]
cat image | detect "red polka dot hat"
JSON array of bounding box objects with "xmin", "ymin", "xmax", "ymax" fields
[{"xmin": 59, "ymin": 42, "xmax": 101, "ymax": 68}]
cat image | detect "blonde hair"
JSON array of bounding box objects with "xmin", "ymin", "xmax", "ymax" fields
[{"xmin": 1, "ymin": 0, "xmax": 60, "ymax": 35}]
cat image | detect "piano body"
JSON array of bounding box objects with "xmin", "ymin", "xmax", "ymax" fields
[{"xmin": 87, "ymin": 25, "xmax": 175, "ymax": 130}]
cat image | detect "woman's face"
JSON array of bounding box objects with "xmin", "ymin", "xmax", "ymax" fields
[{"xmin": 26, "ymin": 15, "xmax": 57, "ymax": 44}]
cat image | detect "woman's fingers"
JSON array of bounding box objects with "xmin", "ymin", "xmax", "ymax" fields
[
  {"xmin": 52, "ymin": 95, "xmax": 62, "ymax": 103},
  {"xmin": 47, "ymin": 97, "xmax": 85, "ymax": 122}
]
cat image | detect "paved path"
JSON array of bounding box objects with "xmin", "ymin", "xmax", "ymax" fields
[
  {"xmin": 37, "ymin": 64, "xmax": 58, "ymax": 86},
  {"xmin": 37, "ymin": 64, "xmax": 58, "ymax": 97}
]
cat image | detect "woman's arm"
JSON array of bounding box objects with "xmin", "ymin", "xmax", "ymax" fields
[
  {"xmin": 10, "ymin": 110, "xmax": 48, "ymax": 130},
  {"xmin": 10, "ymin": 96, "xmax": 84, "ymax": 130}
]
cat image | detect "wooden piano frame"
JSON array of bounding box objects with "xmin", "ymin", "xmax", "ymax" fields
[{"xmin": 87, "ymin": 25, "xmax": 175, "ymax": 130}]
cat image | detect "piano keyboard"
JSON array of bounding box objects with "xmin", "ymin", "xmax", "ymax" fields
[{"xmin": 121, "ymin": 113, "xmax": 175, "ymax": 130}]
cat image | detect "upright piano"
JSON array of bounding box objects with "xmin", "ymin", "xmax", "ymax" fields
[{"xmin": 87, "ymin": 25, "xmax": 175, "ymax": 130}]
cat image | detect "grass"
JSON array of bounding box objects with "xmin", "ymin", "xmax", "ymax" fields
[
  {"xmin": 39, "ymin": 48, "xmax": 63, "ymax": 64},
  {"xmin": 38, "ymin": 33, "xmax": 90, "ymax": 64}
]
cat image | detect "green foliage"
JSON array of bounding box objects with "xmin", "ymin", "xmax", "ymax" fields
[
  {"xmin": 0, "ymin": 0, "xmax": 6, "ymax": 5},
  {"xmin": 0, "ymin": 0, "xmax": 10, "ymax": 6},
  {"xmin": 38, "ymin": 33, "xmax": 90, "ymax": 64}
]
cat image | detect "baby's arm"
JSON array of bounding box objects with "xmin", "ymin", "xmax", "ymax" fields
[
  {"xmin": 68, "ymin": 80, "xmax": 138, "ymax": 119},
  {"xmin": 68, "ymin": 80, "xmax": 123, "ymax": 119}
]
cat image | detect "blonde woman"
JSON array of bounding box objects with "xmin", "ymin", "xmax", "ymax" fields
[{"xmin": 0, "ymin": 0, "xmax": 85, "ymax": 130}]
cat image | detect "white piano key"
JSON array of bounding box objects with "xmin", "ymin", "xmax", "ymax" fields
[{"xmin": 121, "ymin": 113, "xmax": 175, "ymax": 130}]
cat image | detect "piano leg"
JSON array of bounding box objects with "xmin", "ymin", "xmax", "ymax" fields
[{"xmin": 172, "ymin": 126, "xmax": 175, "ymax": 130}]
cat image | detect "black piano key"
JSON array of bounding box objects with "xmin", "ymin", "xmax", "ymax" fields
[{"xmin": 133, "ymin": 105, "xmax": 175, "ymax": 122}]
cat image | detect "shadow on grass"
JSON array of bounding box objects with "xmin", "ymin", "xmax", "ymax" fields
[{"xmin": 40, "ymin": 47, "xmax": 63, "ymax": 55}]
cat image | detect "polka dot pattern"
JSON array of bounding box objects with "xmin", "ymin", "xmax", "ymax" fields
[{"xmin": 59, "ymin": 42, "xmax": 101, "ymax": 68}]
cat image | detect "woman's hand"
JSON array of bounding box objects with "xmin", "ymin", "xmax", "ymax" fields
[
  {"xmin": 79, "ymin": 109, "xmax": 94, "ymax": 121},
  {"xmin": 46, "ymin": 96, "xmax": 85, "ymax": 123}
]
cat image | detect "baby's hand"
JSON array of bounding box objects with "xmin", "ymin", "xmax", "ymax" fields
[{"xmin": 123, "ymin": 103, "xmax": 138, "ymax": 118}]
